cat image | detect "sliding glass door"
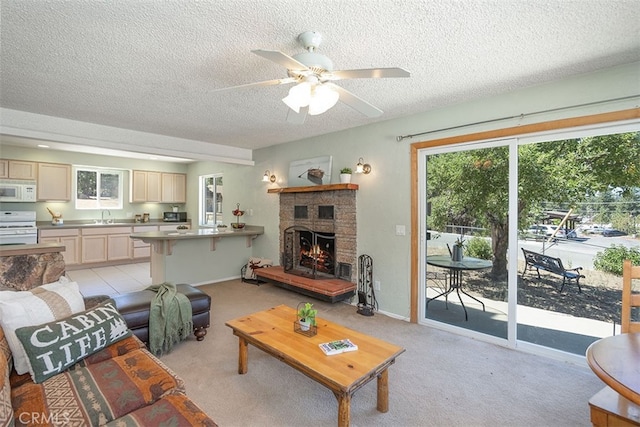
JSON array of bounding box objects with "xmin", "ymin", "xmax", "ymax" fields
[
  {"xmin": 419, "ymin": 122, "xmax": 639, "ymax": 356},
  {"xmin": 515, "ymin": 130, "xmax": 640, "ymax": 355},
  {"xmin": 422, "ymin": 140, "xmax": 511, "ymax": 340}
]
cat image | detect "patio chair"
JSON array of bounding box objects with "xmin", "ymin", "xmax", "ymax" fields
[
  {"xmin": 426, "ymin": 270, "xmax": 448, "ymax": 295},
  {"xmin": 621, "ymin": 259, "xmax": 640, "ymax": 333}
]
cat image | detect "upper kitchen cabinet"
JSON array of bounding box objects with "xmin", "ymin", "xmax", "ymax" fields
[
  {"xmin": 0, "ymin": 159, "xmax": 37, "ymax": 180},
  {"xmin": 161, "ymin": 173, "xmax": 186, "ymax": 204},
  {"xmin": 37, "ymin": 162, "xmax": 72, "ymax": 201},
  {"xmin": 131, "ymin": 170, "xmax": 185, "ymax": 203},
  {"xmin": 131, "ymin": 170, "xmax": 161, "ymax": 203}
]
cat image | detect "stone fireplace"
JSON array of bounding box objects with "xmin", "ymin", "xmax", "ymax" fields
[{"xmin": 275, "ymin": 184, "xmax": 358, "ymax": 284}]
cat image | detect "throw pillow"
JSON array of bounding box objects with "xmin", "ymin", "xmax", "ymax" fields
[
  {"xmin": 0, "ymin": 277, "xmax": 85, "ymax": 374},
  {"xmin": 243, "ymin": 257, "xmax": 273, "ymax": 280},
  {"xmin": 15, "ymin": 299, "xmax": 131, "ymax": 384}
]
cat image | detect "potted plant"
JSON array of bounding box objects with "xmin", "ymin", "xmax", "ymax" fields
[
  {"xmin": 339, "ymin": 167, "xmax": 352, "ymax": 184},
  {"xmin": 452, "ymin": 235, "xmax": 465, "ymax": 261},
  {"xmin": 297, "ymin": 302, "xmax": 317, "ymax": 331}
]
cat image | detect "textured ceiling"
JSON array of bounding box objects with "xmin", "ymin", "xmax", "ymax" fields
[{"xmin": 1, "ymin": 0, "xmax": 639, "ymax": 161}]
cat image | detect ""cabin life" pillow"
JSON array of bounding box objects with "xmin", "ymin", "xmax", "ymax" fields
[{"xmin": 15, "ymin": 299, "xmax": 131, "ymax": 383}]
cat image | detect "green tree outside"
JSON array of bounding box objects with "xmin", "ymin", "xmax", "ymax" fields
[{"xmin": 427, "ymin": 132, "xmax": 639, "ymax": 278}]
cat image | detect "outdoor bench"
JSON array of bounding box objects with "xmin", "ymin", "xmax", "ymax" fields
[{"xmin": 521, "ymin": 248, "xmax": 585, "ymax": 293}]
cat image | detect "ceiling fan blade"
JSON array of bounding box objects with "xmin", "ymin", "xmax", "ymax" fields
[
  {"xmin": 327, "ymin": 67, "xmax": 411, "ymax": 81},
  {"xmin": 212, "ymin": 77, "xmax": 297, "ymax": 92},
  {"xmin": 286, "ymin": 106, "xmax": 308, "ymax": 124},
  {"xmin": 252, "ymin": 49, "xmax": 309, "ymax": 71},
  {"xmin": 325, "ymin": 83, "xmax": 383, "ymax": 118}
]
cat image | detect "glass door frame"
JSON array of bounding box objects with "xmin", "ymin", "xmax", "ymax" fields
[
  {"xmin": 417, "ymin": 137, "xmax": 517, "ymax": 349},
  {"xmin": 412, "ymin": 111, "xmax": 640, "ymax": 362}
]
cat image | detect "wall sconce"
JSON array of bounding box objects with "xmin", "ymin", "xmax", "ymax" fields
[
  {"xmin": 355, "ymin": 158, "xmax": 372, "ymax": 174},
  {"xmin": 262, "ymin": 170, "xmax": 276, "ymax": 183}
]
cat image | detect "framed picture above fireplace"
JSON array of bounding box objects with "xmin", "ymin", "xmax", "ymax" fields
[{"xmin": 288, "ymin": 156, "xmax": 332, "ymax": 187}]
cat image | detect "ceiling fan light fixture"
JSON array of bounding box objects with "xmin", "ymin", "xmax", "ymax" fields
[
  {"xmin": 308, "ymin": 84, "xmax": 339, "ymax": 115},
  {"xmin": 282, "ymin": 81, "xmax": 312, "ymax": 112}
]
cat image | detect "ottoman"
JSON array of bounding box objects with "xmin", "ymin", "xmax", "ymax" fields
[{"xmin": 111, "ymin": 283, "xmax": 211, "ymax": 344}]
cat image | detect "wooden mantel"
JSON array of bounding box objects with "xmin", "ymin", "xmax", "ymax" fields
[{"xmin": 267, "ymin": 183, "xmax": 358, "ymax": 194}]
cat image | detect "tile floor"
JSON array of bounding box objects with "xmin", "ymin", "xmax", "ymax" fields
[{"xmin": 66, "ymin": 262, "xmax": 152, "ymax": 297}]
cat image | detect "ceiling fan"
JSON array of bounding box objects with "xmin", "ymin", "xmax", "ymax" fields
[{"xmin": 216, "ymin": 31, "xmax": 411, "ymax": 123}]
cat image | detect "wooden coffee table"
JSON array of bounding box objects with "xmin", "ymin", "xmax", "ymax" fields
[{"xmin": 225, "ymin": 305, "xmax": 405, "ymax": 427}]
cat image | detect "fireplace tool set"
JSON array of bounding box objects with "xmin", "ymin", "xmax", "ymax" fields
[{"xmin": 357, "ymin": 254, "xmax": 378, "ymax": 316}]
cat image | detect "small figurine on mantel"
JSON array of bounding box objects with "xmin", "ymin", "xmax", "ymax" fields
[{"xmin": 232, "ymin": 203, "xmax": 245, "ymax": 230}]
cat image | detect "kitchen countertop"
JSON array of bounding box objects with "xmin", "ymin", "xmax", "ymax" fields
[
  {"xmin": 0, "ymin": 243, "xmax": 65, "ymax": 256},
  {"xmin": 36, "ymin": 220, "xmax": 191, "ymax": 229},
  {"xmin": 130, "ymin": 225, "xmax": 264, "ymax": 240}
]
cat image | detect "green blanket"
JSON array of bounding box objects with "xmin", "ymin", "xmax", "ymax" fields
[{"xmin": 146, "ymin": 282, "xmax": 193, "ymax": 356}]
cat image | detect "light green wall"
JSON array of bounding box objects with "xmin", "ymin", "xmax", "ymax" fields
[{"xmin": 0, "ymin": 145, "xmax": 188, "ymax": 222}]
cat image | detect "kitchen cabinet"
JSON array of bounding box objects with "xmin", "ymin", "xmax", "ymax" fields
[
  {"xmin": 161, "ymin": 173, "xmax": 187, "ymax": 203},
  {"xmin": 37, "ymin": 162, "xmax": 71, "ymax": 201},
  {"xmin": 131, "ymin": 170, "xmax": 161, "ymax": 203},
  {"xmin": 132, "ymin": 225, "xmax": 156, "ymax": 258},
  {"xmin": 81, "ymin": 226, "xmax": 132, "ymax": 263},
  {"xmin": 108, "ymin": 233, "xmax": 132, "ymax": 261},
  {"xmin": 81, "ymin": 235, "xmax": 108, "ymax": 264},
  {"xmin": 38, "ymin": 228, "xmax": 80, "ymax": 265},
  {"xmin": 0, "ymin": 159, "xmax": 37, "ymax": 180}
]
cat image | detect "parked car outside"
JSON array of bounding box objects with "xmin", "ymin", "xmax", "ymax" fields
[
  {"xmin": 526, "ymin": 224, "xmax": 567, "ymax": 238},
  {"xmin": 602, "ymin": 229, "xmax": 628, "ymax": 237},
  {"xmin": 584, "ymin": 225, "xmax": 605, "ymax": 234}
]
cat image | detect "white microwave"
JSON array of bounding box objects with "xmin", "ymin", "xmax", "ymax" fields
[{"xmin": 0, "ymin": 180, "xmax": 37, "ymax": 202}]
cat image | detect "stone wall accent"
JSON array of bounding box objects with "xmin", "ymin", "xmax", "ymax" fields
[
  {"xmin": 0, "ymin": 252, "xmax": 65, "ymax": 291},
  {"xmin": 278, "ymin": 189, "xmax": 357, "ymax": 283}
]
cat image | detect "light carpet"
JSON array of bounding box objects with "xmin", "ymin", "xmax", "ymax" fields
[{"xmin": 159, "ymin": 279, "xmax": 603, "ymax": 427}]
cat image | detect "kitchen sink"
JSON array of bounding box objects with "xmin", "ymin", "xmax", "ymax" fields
[{"xmin": 84, "ymin": 221, "xmax": 127, "ymax": 226}]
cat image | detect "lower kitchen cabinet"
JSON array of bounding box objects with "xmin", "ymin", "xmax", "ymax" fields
[
  {"xmin": 81, "ymin": 235, "xmax": 108, "ymax": 263},
  {"xmin": 38, "ymin": 228, "xmax": 80, "ymax": 265},
  {"xmin": 107, "ymin": 234, "xmax": 131, "ymax": 261},
  {"xmin": 40, "ymin": 222, "xmax": 190, "ymax": 268},
  {"xmin": 81, "ymin": 226, "xmax": 132, "ymax": 264},
  {"xmin": 132, "ymin": 225, "xmax": 156, "ymax": 258}
]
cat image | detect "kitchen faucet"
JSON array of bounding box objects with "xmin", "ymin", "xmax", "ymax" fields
[{"xmin": 101, "ymin": 210, "xmax": 111, "ymax": 223}]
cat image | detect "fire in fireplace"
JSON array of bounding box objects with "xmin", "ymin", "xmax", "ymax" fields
[{"xmin": 283, "ymin": 226, "xmax": 335, "ymax": 279}]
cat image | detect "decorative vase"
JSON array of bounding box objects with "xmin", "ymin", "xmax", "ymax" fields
[
  {"xmin": 452, "ymin": 245, "xmax": 464, "ymax": 261},
  {"xmin": 340, "ymin": 173, "xmax": 351, "ymax": 184}
]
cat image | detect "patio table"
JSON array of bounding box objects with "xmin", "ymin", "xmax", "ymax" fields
[{"xmin": 426, "ymin": 255, "xmax": 492, "ymax": 320}]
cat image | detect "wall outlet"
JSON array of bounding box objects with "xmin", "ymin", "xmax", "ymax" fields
[
  {"xmin": 374, "ymin": 280, "xmax": 381, "ymax": 291},
  {"xmin": 395, "ymin": 225, "xmax": 406, "ymax": 236}
]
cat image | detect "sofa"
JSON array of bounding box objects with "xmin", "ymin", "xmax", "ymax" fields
[{"xmin": 0, "ymin": 279, "xmax": 217, "ymax": 426}]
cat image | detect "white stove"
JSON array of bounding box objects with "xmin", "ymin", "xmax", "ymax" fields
[{"xmin": 0, "ymin": 211, "xmax": 38, "ymax": 245}]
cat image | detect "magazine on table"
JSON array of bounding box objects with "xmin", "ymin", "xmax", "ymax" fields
[{"xmin": 319, "ymin": 339, "xmax": 358, "ymax": 356}]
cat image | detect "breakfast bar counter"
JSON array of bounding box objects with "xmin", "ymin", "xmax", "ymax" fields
[{"xmin": 130, "ymin": 226, "xmax": 264, "ymax": 285}]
